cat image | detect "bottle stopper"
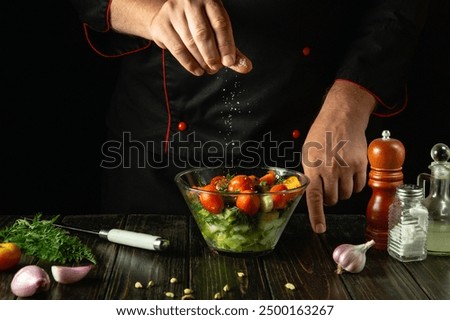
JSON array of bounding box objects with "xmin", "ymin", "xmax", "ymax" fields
[{"xmin": 429, "ymin": 143, "xmax": 450, "ymax": 178}]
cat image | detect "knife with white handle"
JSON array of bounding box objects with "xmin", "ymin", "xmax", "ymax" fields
[{"xmin": 55, "ymin": 224, "xmax": 170, "ymax": 251}]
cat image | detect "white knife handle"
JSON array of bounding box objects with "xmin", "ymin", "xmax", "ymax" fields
[{"xmin": 99, "ymin": 229, "xmax": 169, "ymax": 251}]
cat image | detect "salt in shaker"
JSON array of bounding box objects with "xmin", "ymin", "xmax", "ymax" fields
[{"xmin": 387, "ymin": 184, "xmax": 429, "ymax": 262}]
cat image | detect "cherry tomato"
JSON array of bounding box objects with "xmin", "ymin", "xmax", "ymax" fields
[
  {"xmin": 259, "ymin": 170, "xmax": 276, "ymax": 187},
  {"xmin": 227, "ymin": 175, "xmax": 255, "ymax": 192},
  {"xmin": 236, "ymin": 190, "xmax": 261, "ymax": 216},
  {"xmin": 0, "ymin": 242, "xmax": 21, "ymax": 272},
  {"xmin": 248, "ymin": 175, "xmax": 259, "ymax": 184},
  {"xmin": 210, "ymin": 175, "xmax": 229, "ymax": 192},
  {"xmin": 270, "ymin": 184, "xmax": 288, "ymax": 209},
  {"xmin": 198, "ymin": 184, "xmax": 224, "ymax": 214}
]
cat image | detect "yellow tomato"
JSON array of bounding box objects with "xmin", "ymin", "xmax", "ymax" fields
[
  {"xmin": 0, "ymin": 242, "xmax": 21, "ymax": 272},
  {"xmin": 283, "ymin": 176, "xmax": 302, "ymax": 189}
]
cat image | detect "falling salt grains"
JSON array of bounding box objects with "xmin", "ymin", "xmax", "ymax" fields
[{"xmin": 219, "ymin": 78, "xmax": 245, "ymax": 140}]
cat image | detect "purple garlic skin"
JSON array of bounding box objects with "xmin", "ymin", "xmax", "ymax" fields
[
  {"xmin": 11, "ymin": 265, "xmax": 51, "ymax": 297},
  {"xmin": 332, "ymin": 240, "xmax": 375, "ymax": 274},
  {"xmin": 51, "ymin": 264, "xmax": 94, "ymax": 284}
]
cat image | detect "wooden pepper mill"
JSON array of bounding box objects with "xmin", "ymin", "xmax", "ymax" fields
[{"xmin": 366, "ymin": 130, "xmax": 405, "ymax": 250}]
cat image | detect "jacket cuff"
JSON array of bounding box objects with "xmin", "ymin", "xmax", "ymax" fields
[
  {"xmin": 334, "ymin": 79, "xmax": 408, "ymax": 117},
  {"xmin": 83, "ymin": 24, "xmax": 151, "ymax": 57},
  {"xmin": 81, "ymin": 0, "xmax": 151, "ymax": 57}
]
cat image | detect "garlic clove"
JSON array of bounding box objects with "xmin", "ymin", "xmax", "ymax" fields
[
  {"xmin": 332, "ymin": 240, "xmax": 375, "ymax": 274},
  {"xmin": 11, "ymin": 265, "xmax": 51, "ymax": 297},
  {"xmin": 51, "ymin": 264, "xmax": 94, "ymax": 284}
]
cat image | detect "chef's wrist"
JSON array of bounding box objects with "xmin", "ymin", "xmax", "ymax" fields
[
  {"xmin": 320, "ymin": 80, "xmax": 376, "ymax": 130},
  {"xmin": 110, "ymin": 0, "xmax": 166, "ymax": 38}
]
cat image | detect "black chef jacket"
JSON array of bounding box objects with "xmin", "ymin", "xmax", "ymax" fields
[{"xmin": 69, "ymin": 0, "xmax": 429, "ymax": 214}]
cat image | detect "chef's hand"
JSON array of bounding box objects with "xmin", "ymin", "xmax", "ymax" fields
[
  {"xmin": 302, "ymin": 80, "xmax": 376, "ymax": 233},
  {"xmin": 110, "ymin": 0, "xmax": 252, "ymax": 75}
]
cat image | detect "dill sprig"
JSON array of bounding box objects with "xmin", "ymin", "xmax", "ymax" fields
[{"xmin": 0, "ymin": 213, "xmax": 96, "ymax": 265}]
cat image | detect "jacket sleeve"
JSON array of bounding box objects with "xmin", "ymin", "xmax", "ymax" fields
[
  {"xmin": 335, "ymin": 0, "xmax": 430, "ymax": 116},
  {"xmin": 68, "ymin": 0, "xmax": 151, "ymax": 57}
]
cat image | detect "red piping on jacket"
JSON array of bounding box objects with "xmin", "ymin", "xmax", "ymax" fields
[
  {"xmin": 162, "ymin": 49, "xmax": 172, "ymax": 153},
  {"xmin": 81, "ymin": 1, "xmax": 151, "ymax": 58},
  {"xmin": 335, "ymin": 78, "xmax": 408, "ymax": 118},
  {"xmin": 83, "ymin": 23, "xmax": 152, "ymax": 58}
]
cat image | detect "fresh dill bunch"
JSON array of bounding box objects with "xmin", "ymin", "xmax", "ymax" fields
[{"xmin": 0, "ymin": 213, "xmax": 97, "ymax": 265}]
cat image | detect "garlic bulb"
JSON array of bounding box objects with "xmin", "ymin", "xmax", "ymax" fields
[
  {"xmin": 10, "ymin": 265, "xmax": 51, "ymax": 297},
  {"xmin": 332, "ymin": 240, "xmax": 375, "ymax": 274}
]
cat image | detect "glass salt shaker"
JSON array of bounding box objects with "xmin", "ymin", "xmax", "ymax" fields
[{"xmin": 387, "ymin": 184, "xmax": 429, "ymax": 262}]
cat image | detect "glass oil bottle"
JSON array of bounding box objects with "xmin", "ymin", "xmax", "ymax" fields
[{"xmin": 417, "ymin": 143, "xmax": 450, "ymax": 255}]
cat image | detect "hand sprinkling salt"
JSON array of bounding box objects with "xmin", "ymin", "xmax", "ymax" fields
[{"xmin": 228, "ymin": 48, "xmax": 253, "ymax": 74}]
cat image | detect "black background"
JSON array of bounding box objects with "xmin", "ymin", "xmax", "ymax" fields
[{"xmin": 1, "ymin": 1, "xmax": 449, "ymax": 215}]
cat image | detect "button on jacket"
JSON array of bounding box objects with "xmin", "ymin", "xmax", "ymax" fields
[{"xmin": 69, "ymin": 0, "xmax": 429, "ymax": 214}]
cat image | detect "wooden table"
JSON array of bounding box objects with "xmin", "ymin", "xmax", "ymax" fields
[{"xmin": 1, "ymin": 213, "xmax": 449, "ymax": 300}]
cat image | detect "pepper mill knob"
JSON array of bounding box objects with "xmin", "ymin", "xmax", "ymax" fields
[
  {"xmin": 366, "ymin": 130, "xmax": 405, "ymax": 250},
  {"xmin": 367, "ymin": 130, "xmax": 405, "ymax": 170}
]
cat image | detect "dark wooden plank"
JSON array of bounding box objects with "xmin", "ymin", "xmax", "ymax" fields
[
  {"xmin": 0, "ymin": 215, "xmax": 12, "ymax": 227},
  {"xmin": 337, "ymin": 250, "xmax": 429, "ymax": 299},
  {"xmin": 262, "ymin": 214, "xmax": 352, "ymax": 299},
  {"xmin": 189, "ymin": 218, "xmax": 271, "ymax": 300},
  {"xmin": 2, "ymin": 213, "xmax": 448, "ymax": 300},
  {"xmin": 60, "ymin": 214, "xmax": 127, "ymax": 231},
  {"xmin": 404, "ymin": 255, "xmax": 450, "ymax": 299},
  {"xmin": 104, "ymin": 214, "xmax": 188, "ymax": 299},
  {"xmin": 322, "ymin": 214, "xmax": 429, "ymax": 299}
]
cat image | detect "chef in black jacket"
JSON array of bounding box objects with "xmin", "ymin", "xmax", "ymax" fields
[{"xmin": 69, "ymin": 0, "xmax": 429, "ymax": 233}]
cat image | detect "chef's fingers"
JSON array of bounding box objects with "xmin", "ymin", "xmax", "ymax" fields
[
  {"xmin": 153, "ymin": 26, "xmax": 207, "ymax": 76},
  {"xmin": 185, "ymin": 1, "xmax": 230, "ymax": 71},
  {"xmin": 204, "ymin": 0, "xmax": 236, "ymax": 67},
  {"xmin": 227, "ymin": 48, "xmax": 253, "ymax": 74},
  {"xmin": 149, "ymin": 5, "xmax": 208, "ymax": 76},
  {"xmin": 338, "ymin": 174, "xmax": 354, "ymax": 200},
  {"xmin": 305, "ymin": 175, "xmax": 327, "ymax": 234},
  {"xmin": 353, "ymin": 168, "xmax": 367, "ymax": 193},
  {"xmin": 167, "ymin": 23, "xmax": 215, "ymax": 75},
  {"xmin": 322, "ymin": 174, "xmax": 339, "ymax": 206},
  {"xmin": 172, "ymin": 11, "xmax": 227, "ymax": 74}
]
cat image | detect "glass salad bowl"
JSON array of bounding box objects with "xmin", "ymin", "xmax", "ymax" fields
[{"xmin": 175, "ymin": 167, "xmax": 309, "ymax": 256}]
